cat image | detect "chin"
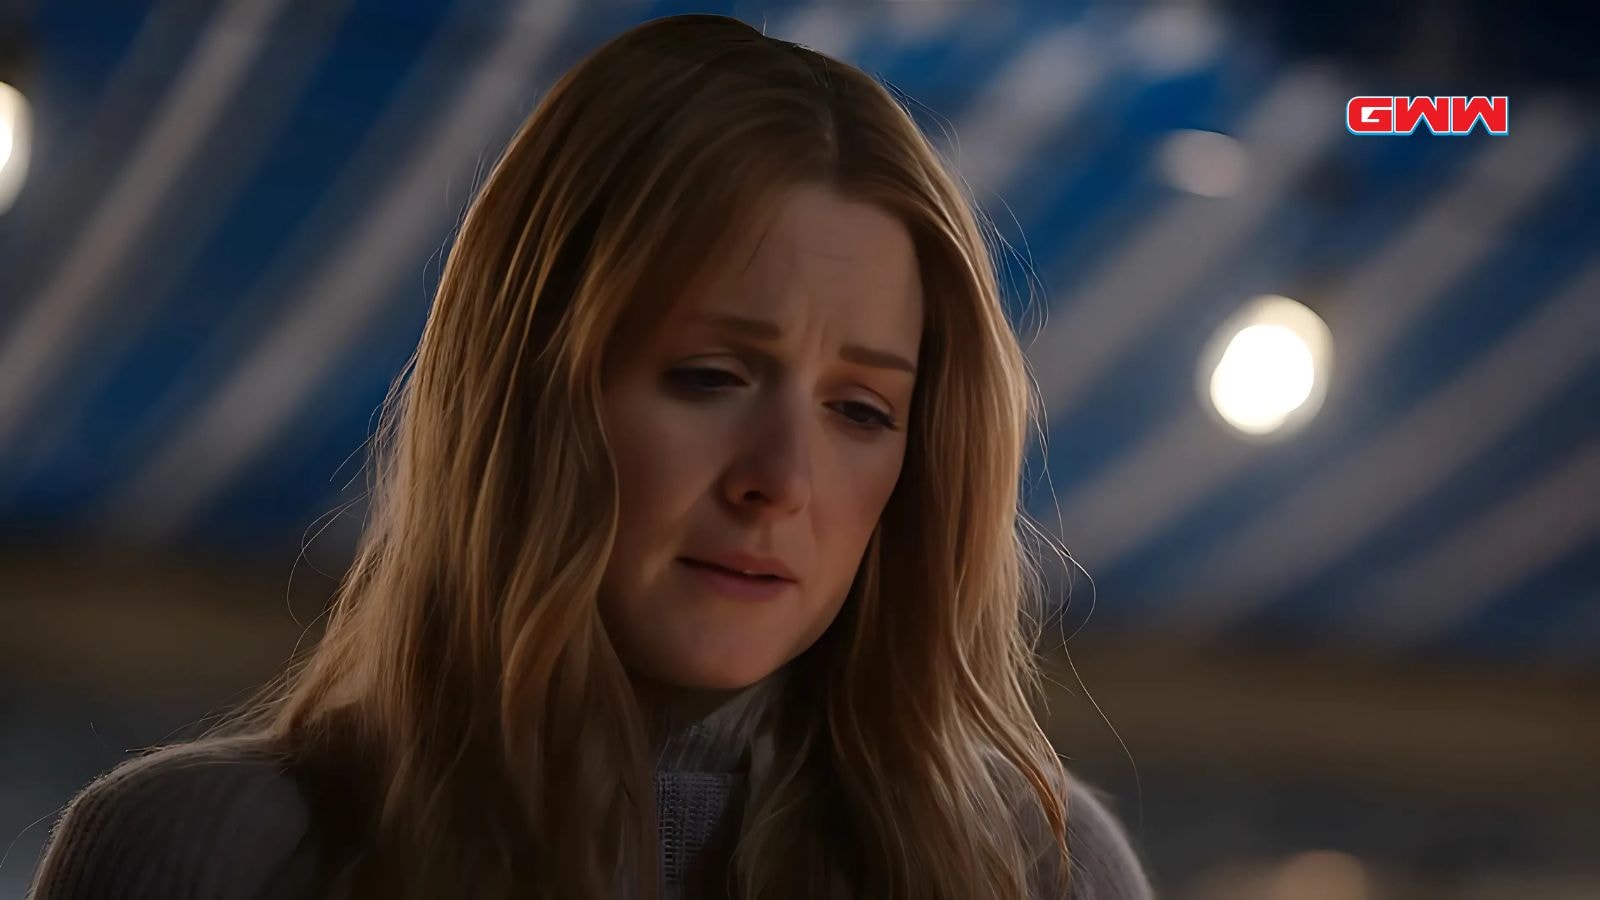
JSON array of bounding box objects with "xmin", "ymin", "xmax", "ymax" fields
[{"xmin": 655, "ymin": 652, "xmax": 781, "ymax": 692}]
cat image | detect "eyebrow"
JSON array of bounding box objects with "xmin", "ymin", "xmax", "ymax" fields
[{"xmin": 691, "ymin": 312, "xmax": 918, "ymax": 375}]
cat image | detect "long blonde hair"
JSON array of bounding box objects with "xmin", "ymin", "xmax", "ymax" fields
[{"xmin": 215, "ymin": 13, "xmax": 1074, "ymax": 898}]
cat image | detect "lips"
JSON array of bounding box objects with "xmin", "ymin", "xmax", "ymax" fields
[
  {"xmin": 681, "ymin": 559, "xmax": 787, "ymax": 582},
  {"xmin": 677, "ymin": 557, "xmax": 796, "ymax": 601},
  {"xmin": 678, "ymin": 550, "xmax": 798, "ymax": 583}
]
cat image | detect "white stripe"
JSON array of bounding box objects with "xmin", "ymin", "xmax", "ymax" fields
[
  {"xmin": 1028, "ymin": 64, "xmax": 1347, "ymax": 418},
  {"xmin": 953, "ymin": 22, "xmax": 1114, "ymax": 197},
  {"xmin": 879, "ymin": 0, "xmax": 968, "ymax": 43},
  {"xmin": 1360, "ymin": 442, "xmax": 1600, "ymax": 648},
  {"xmin": 1059, "ymin": 98, "xmax": 1588, "ymax": 583},
  {"xmin": 766, "ymin": 4, "xmax": 867, "ymax": 57},
  {"xmin": 96, "ymin": 0, "xmax": 580, "ymax": 543},
  {"xmin": 6, "ymin": 1, "xmax": 353, "ymax": 480},
  {"xmin": 0, "ymin": 0, "xmax": 203, "ymax": 249},
  {"xmin": 0, "ymin": 0, "xmax": 287, "ymax": 451},
  {"xmin": 953, "ymin": 3, "xmax": 1230, "ymax": 200}
]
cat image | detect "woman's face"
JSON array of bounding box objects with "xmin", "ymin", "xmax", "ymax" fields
[{"xmin": 599, "ymin": 182, "xmax": 923, "ymax": 691}]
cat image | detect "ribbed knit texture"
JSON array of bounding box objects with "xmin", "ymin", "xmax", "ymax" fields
[
  {"xmin": 26, "ymin": 740, "xmax": 313, "ymax": 900},
  {"xmin": 643, "ymin": 669, "xmax": 785, "ymax": 898},
  {"xmin": 27, "ymin": 670, "xmax": 1152, "ymax": 900}
]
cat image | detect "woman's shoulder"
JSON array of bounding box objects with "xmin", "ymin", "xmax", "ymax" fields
[
  {"xmin": 28, "ymin": 736, "xmax": 322, "ymax": 900},
  {"xmin": 995, "ymin": 749, "xmax": 1154, "ymax": 900},
  {"xmin": 1059, "ymin": 778, "xmax": 1154, "ymax": 900}
]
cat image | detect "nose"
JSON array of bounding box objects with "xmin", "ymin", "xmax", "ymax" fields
[{"xmin": 721, "ymin": 393, "xmax": 812, "ymax": 517}]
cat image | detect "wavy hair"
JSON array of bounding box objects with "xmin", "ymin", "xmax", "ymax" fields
[{"xmin": 214, "ymin": 13, "xmax": 1074, "ymax": 899}]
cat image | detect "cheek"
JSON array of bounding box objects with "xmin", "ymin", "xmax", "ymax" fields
[
  {"xmin": 600, "ymin": 388, "xmax": 710, "ymax": 667},
  {"xmin": 606, "ymin": 390, "xmax": 714, "ymax": 531},
  {"xmin": 817, "ymin": 445, "xmax": 905, "ymax": 587}
]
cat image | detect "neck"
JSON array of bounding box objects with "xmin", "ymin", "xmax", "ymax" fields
[{"xmin": 632, "ymin": 669, "xmax": 786, "ymax": 774}]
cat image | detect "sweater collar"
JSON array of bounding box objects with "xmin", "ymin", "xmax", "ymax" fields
[{"xmin": 636, "ymin": 667, "xmax": 789, "ymax": 774}]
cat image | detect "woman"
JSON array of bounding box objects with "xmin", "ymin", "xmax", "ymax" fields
[{"xmin": 29, "ymin": 14, "xmax": 1152, "ymax": 900}]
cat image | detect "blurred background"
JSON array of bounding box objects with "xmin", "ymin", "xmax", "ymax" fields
[{"xmin": 1, "ymin": 0, "xmax": 1597, "ymax": 897}]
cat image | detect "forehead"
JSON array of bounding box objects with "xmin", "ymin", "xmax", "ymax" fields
[{"xmin": 666, "ymin": 184, "xmax": 923, "ymax": 349}]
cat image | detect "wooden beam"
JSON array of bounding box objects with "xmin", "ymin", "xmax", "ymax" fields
[
  {"xmin": 0, "ymin": 547, "xmax": 329, "ymax": 703},
  {"xmin": 1039, "ymin": 637, "xmax": 1600, "ymax": 802}
]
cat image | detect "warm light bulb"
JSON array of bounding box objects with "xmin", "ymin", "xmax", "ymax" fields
[
  {"xmin": 0, "ymin": 81, "xmax": 31, "ymax": 215},
  {"xmin": 1210, "ymin": 324, "xmax": 1315, "ymax": 433},
  {"xmin": 1199, "ymin": 295, "xmax": 1333, "ymax": 438}
]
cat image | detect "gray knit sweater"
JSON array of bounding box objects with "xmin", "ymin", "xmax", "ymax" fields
[{"xmin": 27, "ymin": 675, "xmax": 1152, "ymax": 899}]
